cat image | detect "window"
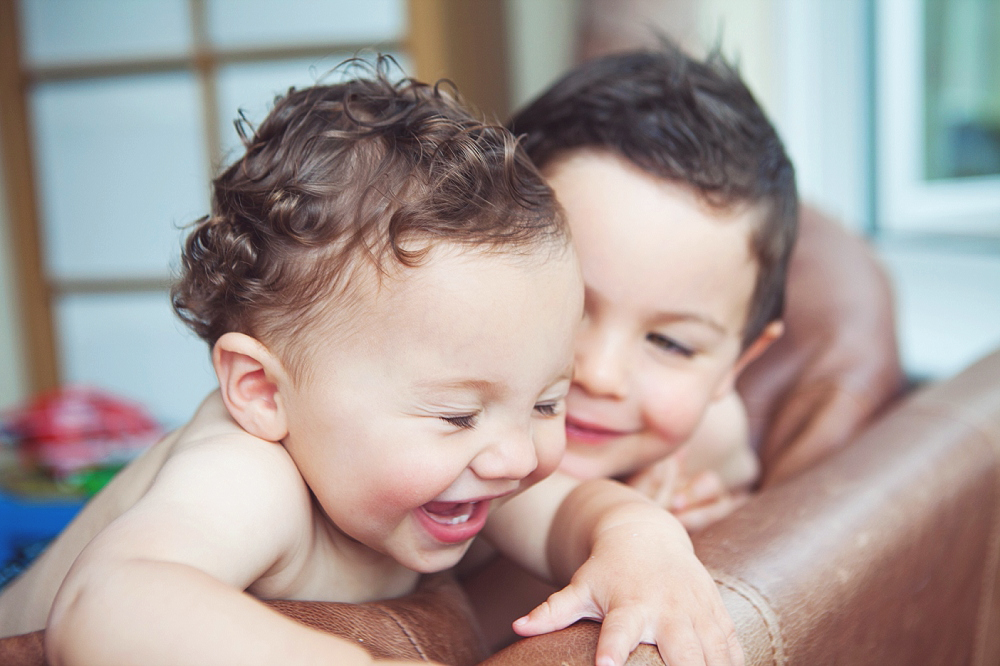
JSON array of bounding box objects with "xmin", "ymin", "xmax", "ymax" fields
[
  {"xmin": 874, "ymin": 0, "xmax": 1000, "ymax": 378},
  {"xmin": 7, "ymin": 0, "xmax": 408, "ymax": 426},
  {"xmin": 876, "ymin": 0, "xmax": 1000, "ymax": 235}
]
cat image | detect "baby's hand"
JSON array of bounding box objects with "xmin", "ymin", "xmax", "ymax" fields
[
  {"xmin": 513, "ymin": 499, "xmax": 744, "ymax": 666},
  {"xmin": 628, "ymin": 456, "xmax": 748, "ymax": 532}
]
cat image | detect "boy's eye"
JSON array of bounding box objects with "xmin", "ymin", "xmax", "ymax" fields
[
  {"xmin": 646, "ymin": 332, "xmax": 695, "ymax": 358},
  {"xmin": 441, "ymin": 414, "xmax": 477, "ymax": 429},
  {"xmin": 534, "ymin": 402, "xmax": 561, "ymax": 417}
]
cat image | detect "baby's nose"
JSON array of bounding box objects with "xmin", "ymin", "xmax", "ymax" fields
[{"xmin": 471, "ymin": 432, "xmax": 538, "ymax": 481}]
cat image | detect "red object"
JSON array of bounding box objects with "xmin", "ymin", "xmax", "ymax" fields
[{"xmin": 2, "ymin": 387, "xmax": 162, "ymax": 478}]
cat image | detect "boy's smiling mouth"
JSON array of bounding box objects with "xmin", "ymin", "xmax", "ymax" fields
[{"xmin": 565, "ymin": 415, "xmax": 636, "ymax": 445}]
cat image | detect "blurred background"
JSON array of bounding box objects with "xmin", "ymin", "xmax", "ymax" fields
[{"xmin": 0, "ymin": 0, "xmax": 998, "ymax": 432}]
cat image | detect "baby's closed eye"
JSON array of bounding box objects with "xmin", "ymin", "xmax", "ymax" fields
[
  {"xmin": 534, "ymin": 402, "xmax": 562, "ymax": 417},
  {"xmin": 441, "ymin": 413, "xmax": 478, "ymax": 429}
]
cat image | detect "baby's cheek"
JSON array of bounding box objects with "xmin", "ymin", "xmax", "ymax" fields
[
  {"xmin": 531, "ymin": 423, "xmax": 567, "ymax": 482},
  {"xmin": 367, "ymin": 464, "xmax": 447, "ymax": 511}
]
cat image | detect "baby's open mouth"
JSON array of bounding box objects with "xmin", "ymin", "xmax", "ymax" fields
[
  {"xmin": 421, "ymin": 501, "xmax": 476, "ymax": 525},
  {"xmin": 415, "ymin": 497, "xmax": 493, "ymax": 544}
]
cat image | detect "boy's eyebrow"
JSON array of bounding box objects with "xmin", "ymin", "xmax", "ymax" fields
[
  {"xmin": 654, "ymin": 311, "xmax": 727, "ymax": 334},
  {"xmin": 585, "ymin": 284, "xmax": 727, "ymax": 334},
  {"xmin": 414, "ymin": 378, "xmax": 503, "ymax": 397}
]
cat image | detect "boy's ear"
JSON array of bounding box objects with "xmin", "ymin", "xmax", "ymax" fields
[
  {"xmin": 713, "ymin": 320, "xmax": 785, "ymax": 400},
  {"xmin": 212, "ymin": 332, "xmax": 290, "ymax": 442}
]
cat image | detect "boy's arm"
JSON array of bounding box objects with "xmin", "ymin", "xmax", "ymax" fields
[
  {"xmin": 484, "ymin": 474, "xmax": 743, "ymax": 666},
  {"xmin": 628, "ymin": 391, "xmax": 758, "ymax": 531},
  {"xmin": 44, "ymin": 434, "xmax": 422, "ymax": 666}
]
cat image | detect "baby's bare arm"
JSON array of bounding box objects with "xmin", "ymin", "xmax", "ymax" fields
[{"xmin": 487, "ymin": 476, "xmax": 742, "ymax": 666}]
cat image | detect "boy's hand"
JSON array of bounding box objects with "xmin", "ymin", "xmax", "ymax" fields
[
  {"xmin": 512, "ymin": 480, "xmax": 744, "ymax": 666},
  {"xmin": 628, "ymin": 457, "xmax": 749, "ymax": 532}
]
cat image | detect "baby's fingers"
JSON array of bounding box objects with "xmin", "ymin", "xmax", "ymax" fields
[
  {"xmin": 512, "ymin": 584, "xmax": 596, "ymax": 638},
  {"xmin": 724, "ymin": 623, "xmax": 745, "ymax": 666},
  {"xmin": 593, "ymin": 609, "xmax": 648, "ymax": 666},
  {"xmin": 687, "ymin": 617, "xmax": 743, "ymax": 666}
]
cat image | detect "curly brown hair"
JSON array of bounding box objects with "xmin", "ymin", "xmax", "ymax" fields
[
  {"xmin": 508, "ymin": 42, "xmax": 797, "ymax": 349},
  {"xmin": 172, "ymin": 59, "xmax": 566, "ymax": 375}
]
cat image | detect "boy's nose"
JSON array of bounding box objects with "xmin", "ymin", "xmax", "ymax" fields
[
  {"xmin": 471, "ymin": 432, "xmax": 539, "ymax": 481},
  {"xmin": 574, "ymin": 327, "xmax": 629, "ymax": 399}
]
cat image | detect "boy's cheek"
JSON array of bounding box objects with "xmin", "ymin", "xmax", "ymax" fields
[{"xmin": 639, "ymin": 381, "xmax": 708, "ymax": 449}]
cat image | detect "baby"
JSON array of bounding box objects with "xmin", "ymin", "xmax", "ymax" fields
[
  {"xmin": 0, "ymin": 64, "xmax": 740, "ymax": 666},
  {"xmin": 509, "ymin": 42, "xmax": 798, "ymax": 527}
]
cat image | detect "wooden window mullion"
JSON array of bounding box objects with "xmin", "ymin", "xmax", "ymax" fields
[{"xmin": 0, "ymin": 0, "xmax": 60, "ymax": 394}]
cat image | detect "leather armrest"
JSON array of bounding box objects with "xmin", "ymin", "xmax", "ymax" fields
[
  {"xmin": 0, "ymin": 572, "xmax": 486, "ymax": 666},
  {"xmin": 483, "ymin": 348, "xmax": 1000, "ymax": 665}
]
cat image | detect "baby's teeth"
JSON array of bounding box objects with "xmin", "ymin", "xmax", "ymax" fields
[{"xmin": 423, "ymin": 501, "xmax": 476, "ymax": 525}]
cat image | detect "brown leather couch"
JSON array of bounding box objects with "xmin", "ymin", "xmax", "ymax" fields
[{"xmin": 483, "ymin": 346, "xmax": 1000, "ymax": 665}]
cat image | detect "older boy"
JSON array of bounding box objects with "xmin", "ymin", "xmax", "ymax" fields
[
  {"xmin": 509, "ymin": 43, "xmax": 797, "ymax": 526},
  {"xmin": 463, "ymin": 42, "xmax": 798, "ymax": 652},
  {"xmin": 0, "ymin": 67, "xmax": 741, "ymax": 666}
]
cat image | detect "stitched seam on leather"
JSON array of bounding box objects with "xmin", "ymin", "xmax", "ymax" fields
[
  {"xmin": 712, "ymin": 571, "xmax": 786, "ymax": 665},
  {"xmin": 377, "ymin": 607, "xmax": 429, "ymax": 662}
]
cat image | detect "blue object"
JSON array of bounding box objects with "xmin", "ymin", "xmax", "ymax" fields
[{"xmin": 0, "ymin": 490, "xmax": 85, "ymax": 571}]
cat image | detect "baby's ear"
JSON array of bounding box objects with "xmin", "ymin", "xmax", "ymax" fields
[
  {"xmin": 713, "ymin": 320, "xmax": 784, "ymax": 399},
  {"xmin": 212, "ymin": 332, "xmax": 290, "ymax": 442}
]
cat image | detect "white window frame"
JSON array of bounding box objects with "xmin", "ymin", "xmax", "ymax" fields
[{"xmin": 876, "ymin": 0, "xmax": 1000, "ymax": 236}]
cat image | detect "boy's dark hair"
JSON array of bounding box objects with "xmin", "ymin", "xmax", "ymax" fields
[
  {"xmin": 172, "ymin": 59, "xmax": 566, "ymax": 376},
  {"xmin": 508, "ymin": 42, "xmax": 798, "ymax": 348}
]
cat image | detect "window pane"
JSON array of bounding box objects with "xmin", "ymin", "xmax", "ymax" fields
[
  {"xmin": 19, "ymin": 0, "xmax": 192, "ymax": 66},
  {"xmin": 215, "ymin": 53, "xmax": 411, "ymax": 163},
  {"xmin": 55, "ymin": 292, "xmax": 217, "ymax": 429},
  {"xmin": 31, "ymin": 73, "xmax": 209, "ymax": 280},
  {"xmin": 206, "ymin": 0, "xmax": 404, "ymax": 48},
  {"xmin": 924, "ymin": 0, "xmax": 1000, "ymax": 180}
]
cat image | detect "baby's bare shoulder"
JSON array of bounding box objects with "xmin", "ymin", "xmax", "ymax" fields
[{"xmin": 0, "ymin": 393, "xmax": 313, "ymax": 636}]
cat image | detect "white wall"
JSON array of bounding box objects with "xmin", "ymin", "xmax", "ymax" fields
[
  {"xmin": 505, "ymin": 0, "xmax": 580, "ymax": 111},
  {"xmin": 696, "ymin": 0, "xmax": 872, "ymax": 234},
  {"xmin": 506, "ymin": 0, "xmax": 873, "ymax": 233}
]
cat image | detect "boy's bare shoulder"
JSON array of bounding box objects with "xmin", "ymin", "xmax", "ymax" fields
[{"xmin": 684, "ymin": 390, "xmax": 758, "ymax": 490}]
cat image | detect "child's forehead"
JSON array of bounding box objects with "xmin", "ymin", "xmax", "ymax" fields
[
  {"xmin": 293, "ymin": 238, "xmax": 575, "ymax": 329},
  {"xmin": 545, "ymin": 149, "xmax": 760, "ymax": 316},
  {"xmin": 546, "ymin": 149, "xmax": 763, "ymax": 240},
  {"xmin": 280, "ymin": 239, "xmax": 581, "ymax": 385}
]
